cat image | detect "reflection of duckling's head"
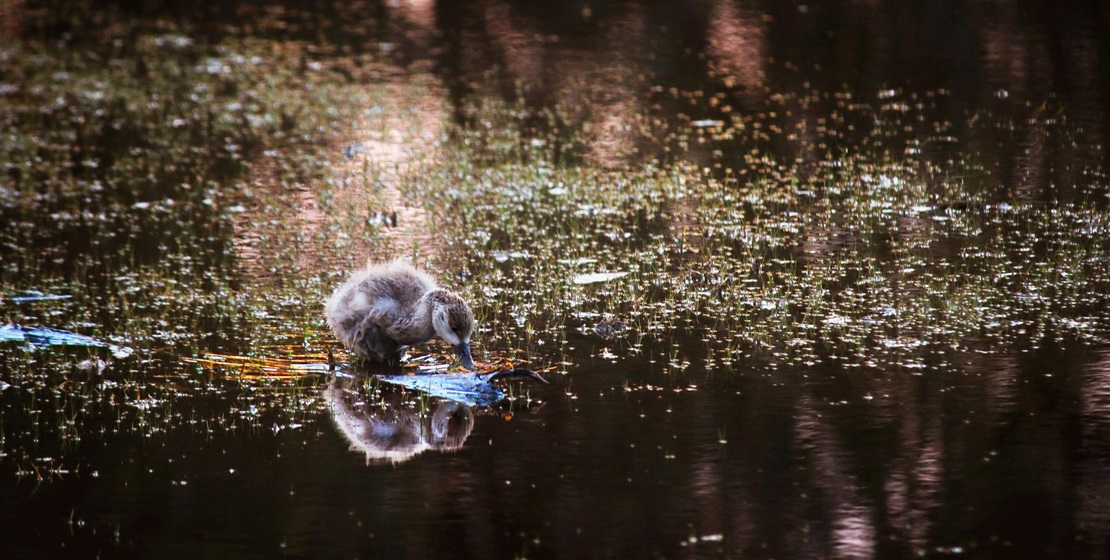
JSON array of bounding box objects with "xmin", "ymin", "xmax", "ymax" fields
[
  {"xmin": 325, "ymin": 376, "xmax": 475, "ymax": 464},
  {"xmin": 430, "ymin": 400, "xmax": 475, "ymax": 451}
]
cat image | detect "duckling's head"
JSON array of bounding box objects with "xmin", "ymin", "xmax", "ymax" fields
[{"xmin": 428, "ymin": 290, "xmax": 476, "ymax": 370}]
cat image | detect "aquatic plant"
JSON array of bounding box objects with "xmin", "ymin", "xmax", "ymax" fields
[
  {"xmin": 402, "ymin": 88, "xmax": 1110, "ymax": 373},
  {"xmin": 2, "ymin": 0, "xmax": 1109, "ymax": 490}
]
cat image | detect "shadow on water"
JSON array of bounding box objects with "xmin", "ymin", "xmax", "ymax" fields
[{"xmin": 2, "ymin": 0, "xmax": 1110, "ymax": 558}]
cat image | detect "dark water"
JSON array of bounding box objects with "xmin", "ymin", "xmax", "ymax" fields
[
  {"xmin": 3, "ymin": 1, "xmax": 1110, "ymax": 558},
  {"xmin": 5, "ymin": 346, "xmax": 1110, "ymax": 558}
]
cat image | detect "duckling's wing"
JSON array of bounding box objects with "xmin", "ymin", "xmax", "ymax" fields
[
  {"xmin": 327, "ymin": 268, "xmax": 410, "ymax": 326},
  {"xmin": 370, "ymin": 266, "xmax": 437, "ymax": 310}
]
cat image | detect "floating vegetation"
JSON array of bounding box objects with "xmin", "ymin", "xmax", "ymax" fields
[
  {"xmin": 572, "ymin": 271, "xmax": 630, "ymax": 285},
  {"xmin": 183, "ymin": 346, "xmax": 332, "ymax": 381},
  {"xmin": 0, "ymin": 5, "xmax": 390, "ymax": 480},
  {"xmin": 1, "ymin": 2, "xmax": 1108, "ymax": 558},
  {"xmin": 2, "ymin": 0, "xmax": 1109, "ymax": 492},
  {"xmin": 377, "ymin": 368, "xmax": 548, "ymax": 407},
  {"xmin": 5, "ymin": 291, "xmax": 72, "ymax": 303},
  {"xmin": 408, "ymin": 88, "xmax": 1110, "ymax": 373},
  {"xmin": 0, "ymin": 324, "xmax": 133, "ymax": 358}
]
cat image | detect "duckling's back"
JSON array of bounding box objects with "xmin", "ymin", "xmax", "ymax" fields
[{"xmin": 324, "ymin": 261, "xmax": 437, "ymax": 351}]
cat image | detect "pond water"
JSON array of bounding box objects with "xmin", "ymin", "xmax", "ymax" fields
[{"xmin": 2, "ymin": 1, "xmax": 1110, "ymax": 558}]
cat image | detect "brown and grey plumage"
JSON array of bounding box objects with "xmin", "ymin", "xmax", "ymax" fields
[{"xmin": 325, "ymin": 261, "xmax": 476, "ymax": 369}]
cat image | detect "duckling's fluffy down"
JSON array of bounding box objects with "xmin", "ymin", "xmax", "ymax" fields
[{"xmin": 324, "ymin": 261, "xmax": 438, "ymax": 360}]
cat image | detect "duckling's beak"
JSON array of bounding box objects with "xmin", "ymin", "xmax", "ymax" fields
[{"xmin": 454, "ymin": 342, "xmax": 475, "ymax": 370}]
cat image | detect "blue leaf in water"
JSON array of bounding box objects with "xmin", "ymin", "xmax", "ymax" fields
[
  {"xmin": 0, "ymin": 324, "xmax": 27, "ymax": 343},
  {"xmin": 22, "ymin": 326, "xmax": 107, "ymax": 348},
  {"xmin": 0, "ymin": 324, "xmax": 133, "ymax": 358},
  {"xmin": 6, "ymin": 290, "xmax": 72, "ymax": 303},
  {"xmin": 376, "ymin": 369, "xmax": 548, "ymax": 407}
]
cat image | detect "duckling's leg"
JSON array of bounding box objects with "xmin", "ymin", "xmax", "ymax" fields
[{"xmin": 360, "ymin": 322, "xmax": 404, "ymax": 364}]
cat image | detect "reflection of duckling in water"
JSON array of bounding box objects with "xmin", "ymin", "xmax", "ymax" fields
[
  {"xmin": 325, "ymin": 375, "xmax": 474, "ymax": 464},
  {"xmin": 325, "ymin": 260, "xmax": 476, "ymax": 369}
]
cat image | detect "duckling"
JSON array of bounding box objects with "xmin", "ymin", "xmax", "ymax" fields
[{"xmin": 325, "ymin": 260, "xmax": 476, "ymax": 369}]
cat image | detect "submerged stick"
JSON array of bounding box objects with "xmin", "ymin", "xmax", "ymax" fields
[{"xmin": 487, "ymin": 368, "xmax": 550, "ymax": 384}]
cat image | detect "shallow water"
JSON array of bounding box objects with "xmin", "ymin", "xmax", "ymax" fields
[
  {"xmin": 4, "ymin": 346, "xmax": 1109, "ymax": 557},
  {"xmin": 2, "ymin": 1, "xmax": 1110, "ymax": 558}
]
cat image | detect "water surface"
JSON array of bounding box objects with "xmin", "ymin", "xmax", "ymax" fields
[{"xmin": 2, "ymin": 1, "xmax": 1109, "ymax": 558}]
